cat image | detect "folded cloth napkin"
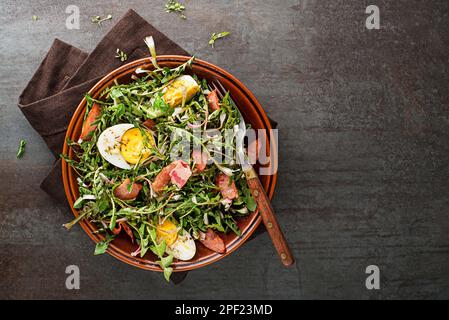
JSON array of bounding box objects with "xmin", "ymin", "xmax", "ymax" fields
[{"xmin": 18, "ymin": 9, "xmax": 272, "ymax": 282}]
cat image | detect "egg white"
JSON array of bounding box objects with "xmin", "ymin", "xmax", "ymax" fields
[
  {"xmin": 166, "ymin": 229, "xmax": 197, "ymax": 261},
  {"xmin": 97, "ymin": 123, "xmax": 134, "ymax": 170}
]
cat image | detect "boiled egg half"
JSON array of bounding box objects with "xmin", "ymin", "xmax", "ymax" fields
[
  {"xmin": 163, "ymin": 75, "xmax": 200, "ymax": 108},
  {"xmin": 97, "ymin": 124, "xmax": 155, "ymax": 170},
  {"xmin": 156, "ymin": 220, "xmax": 196, "ymax": 261}
]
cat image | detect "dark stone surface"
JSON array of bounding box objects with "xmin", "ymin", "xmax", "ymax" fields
[{"xmin": 1, "ymin": 0, "xmax": 449, "ymax": 299}]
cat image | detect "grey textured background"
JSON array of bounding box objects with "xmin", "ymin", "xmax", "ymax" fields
[{"xmin": 1, "ymin": 0, "xmax": 449, "ymax": 299}]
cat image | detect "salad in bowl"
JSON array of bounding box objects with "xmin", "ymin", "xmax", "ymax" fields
[{"xmin": 62, "ymin": 37, "xmax": 258, "ymax": 281}]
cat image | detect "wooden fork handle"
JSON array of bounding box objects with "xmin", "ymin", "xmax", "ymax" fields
[{"xmin": 245, "ymin": 169, "xmax": 294, "ymax": 267}]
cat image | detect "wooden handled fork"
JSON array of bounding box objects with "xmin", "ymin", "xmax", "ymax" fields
[{"xmin": 212, "ymin": 81, "xmax": 294, "ymax": 267}]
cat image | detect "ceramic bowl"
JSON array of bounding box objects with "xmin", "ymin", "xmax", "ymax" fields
[{"xmin": 62, "ymin": 56, "xmax": 277, "ymax": 272}]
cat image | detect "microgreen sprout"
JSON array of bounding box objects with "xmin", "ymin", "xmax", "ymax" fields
[
  {"xmin": 115, "ymin": 48, "xmax": 128, "ymax": 62},
  {"xmin": 165, "ymin": 0, "xmax": 186, "ymax": 19},
  {"xmin": 16, "ymin": 139, "xmax": 26, "ymax": 159},
  {"xmin": 208, "ymin": 31, "xmax": 231, "ymax": 48},
  {"xmin": 91, "ymin": 14, "xmax": 112, "ymax": 26}
]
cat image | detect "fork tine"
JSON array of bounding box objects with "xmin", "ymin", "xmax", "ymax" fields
[
  {"xmin": 210, "ymin": 81, "xmax": 224, "ymax": 99},
  {"xmin": 215, "ymin": 80, "xmax": 228, "ymax": 97},
  {"xmin": 212, "ymin": 80, "xmax": 243, "ymax": 119}
]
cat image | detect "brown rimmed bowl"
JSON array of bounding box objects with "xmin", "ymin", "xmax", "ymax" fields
[{"xmin": 62, "ymin": 56, "xmax": 278, "ymax": 272}]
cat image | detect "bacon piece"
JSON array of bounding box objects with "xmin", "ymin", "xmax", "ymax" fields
[
  {"xmin": 80, "ymin": 103, "xmax": 102, "ymax": 141},
  {"xmin": 199, "ymin": 229, "xmax": 226, "ymax": 254},
  {"xmin": 119, "ymin": 221, "xmax": 135, "ymax": 243},
  {"xmin": 207, "ymin": 90, "xmax": 220, "ymax": 111},
  {"xmin": 111, "ymin": 221, "xmax": 135, "ymax": 243},
  {"xmin": 152, "ymin": 162, "xmax": 177, "ymax": 193},
  {"xmin": 152, "ymin": 160, "xmax": 193, "ymax": 193},
  {"xmin": 111, "ymin": 224, "xmax": 122, "ymax": 235},
  {"xmin": 142, "ymin": 119, "xmax": 156, "ymax": 130},
  {"xmin": 216, "ymin": 173, "xmax": 238, "ymax": 200},
  {"xmin": 169, "ymin": 160, "xmax": 192, "ymax": 188},
  {"xmin": 113, "ymin": 178, "xmax": 142, "ymax": 200},
  {"xmin": 192, "ymin": 149, "xmax": 208, "ymax": 172}
]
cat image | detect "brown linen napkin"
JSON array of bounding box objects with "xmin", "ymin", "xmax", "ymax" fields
[{"xmin": 18, "ymin": 9, "xmax": 188, "ymax": 202}]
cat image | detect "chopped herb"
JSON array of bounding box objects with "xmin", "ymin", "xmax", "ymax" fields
[
  {"xmin": 115, "ymin": 48, "xmax": 128, "ymax": 62},
  {"xmin": 32, "ymin": 15, "xmax": 39, "ymax": 21},
  {"xmin": 209, "ymin": 31, "xmax": 231, "ymax": 48},
  {"xmin": 16, "ymin": 140, "xmax": 26, "ymax": 159},
  {"xmin": 165, "ymin": 0, "xmax": 186, "ymax": 19},
  {"xmin": 91, "ymin": 14, "xmax": 112, "ymax": 26}
]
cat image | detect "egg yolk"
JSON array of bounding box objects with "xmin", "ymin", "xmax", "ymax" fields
[
  {"xmin": 156, "ymin": 220, "xmax": 179, "ymax": 246},
  {"xmin": 163, "ymin": 77, "xmax": 200, "ymax": 108},
  {"xmin": 120, "ymin": 128, "xmax": 154, "ymax": 164}
]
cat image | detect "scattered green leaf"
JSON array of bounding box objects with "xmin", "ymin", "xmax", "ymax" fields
[
  {"xmin": 209, "ymin": 31, "xmax": 231, "ymax": 48},
  {"xmin": 16, "ymin": 140, "xmax": 26, "ymax": 159},
  {"xmin": 91, "ymin": 14, "xmax": 112, "ymax": 26},
  {"xmin": 165, "ymin": 0, "xmax": 186, "ymax": 19},
  {"xmin": 115, "ymin": 48, "xmax": 128, "ymax": 62}
]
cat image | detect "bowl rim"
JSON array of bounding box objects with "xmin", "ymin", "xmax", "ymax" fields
[{"xmin": 62, "ymin": 55, "xmax": 278, "ymax": 272}]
